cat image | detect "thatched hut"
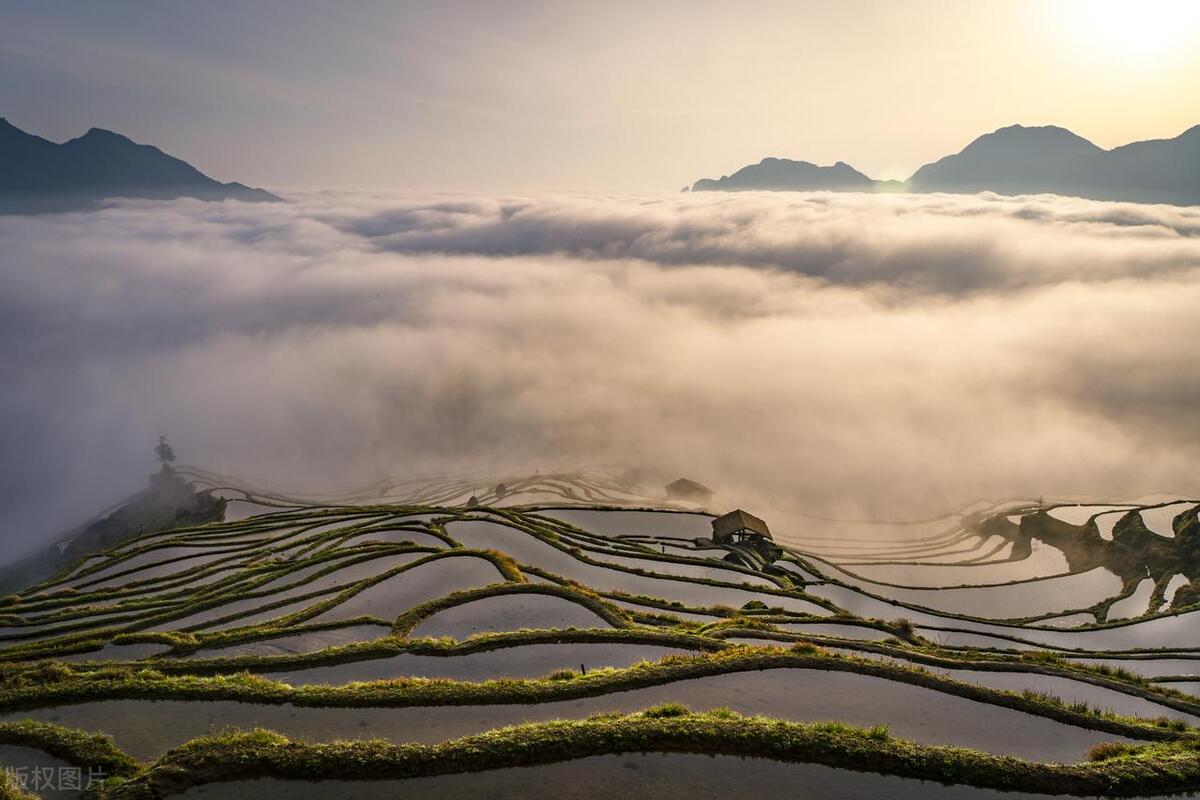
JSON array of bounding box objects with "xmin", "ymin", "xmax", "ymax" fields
[{"xmin": 711, "ymin": 509, "xmax": 772, "ymax": 545}]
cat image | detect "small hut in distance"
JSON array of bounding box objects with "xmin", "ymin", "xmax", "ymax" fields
[
  {"xmin": 665, "ymin": 477, "xmax": 714, "ymax": 504},
  {"xmin": 711, "ymin": 509, "xmax": 773, "ymax": 545}
]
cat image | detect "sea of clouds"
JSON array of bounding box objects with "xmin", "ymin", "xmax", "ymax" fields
[{"xmin": 1, "ymin": 189, "xmax": 1198, "ymax": 559}]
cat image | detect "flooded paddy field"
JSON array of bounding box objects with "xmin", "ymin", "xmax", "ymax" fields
[
  {"xmin": 444, "ymin": 519, "xmax": 827, "ymax": 614},
  {"xmin": 817, "ymin": 562, "xmax": 1124, "ymax": 619},
  {"xmin": 935, "ymin": 668, "xmax": 1200, "ymax": 723},
  {"xmin": 263, "ymin": 641, "xmax": 696, "ymax": 684},
  {"xmin": 0, "ymin": 667, "xmax": 1137, "ymax": 762},
  {"xmin": 409, "ymin": 592, "xmax": 617, "ymax": 638},
  {"xmin": 304, "ymin": 555, "xmax": 507, "ymax": 625},
  {"xmin": 2, "ymin": 481, "xmax": 1198, "ymax": 797},
  {"xmin": 0, "ymin": 745, "xmax": 79, "ymax": 800},
  {"xmin": 840, "ymin": 542, "xmax": 1070, "ymax": 587},
  {"xmin": 172, "ymin": 754, "xmax": 1197, "ymax": 800},
  {"xmin": 539, "ymin": 509, "xmax": 716, "ymax": 540},
  {"xmin": 184, "ymin": 624, "xmax": 393, "ymax": 659}
]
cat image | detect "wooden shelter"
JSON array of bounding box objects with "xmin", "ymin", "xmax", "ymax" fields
[{"xmin": 711, "ymin": 509, "xmax": 772, "ymax": 544}]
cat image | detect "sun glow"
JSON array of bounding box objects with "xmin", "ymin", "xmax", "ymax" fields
[{"xmin": 1064, "ymin": 0, "xmax": 1200, "ymax": 62}]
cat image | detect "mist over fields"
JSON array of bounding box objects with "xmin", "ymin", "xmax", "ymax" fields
[{"xmin": 2, "ymin": 190, "xmax": 1198, "ymax": 560}]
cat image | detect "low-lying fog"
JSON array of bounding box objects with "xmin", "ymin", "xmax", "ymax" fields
[{"xmin": 2, "ymin": 190, "xmax": 1198, "ymax": 560}]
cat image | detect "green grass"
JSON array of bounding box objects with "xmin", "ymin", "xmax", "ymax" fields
[
  {"xmin": 391, "ymin": 581, "xmax": 634, "ymax": 638},
  {"xmin": 0, "ymin": 769, "xmax": 37, "ymax": 800},
  {"xmin": 0, "ymin": 720, "xmax": 139, "ymax": 778}
]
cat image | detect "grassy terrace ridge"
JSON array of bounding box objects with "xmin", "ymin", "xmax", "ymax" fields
[
  {"xmin": 390, "ymin": 581, "xmax": 634, "ymax": 636},
  {"xmin": 85, "ymin": 709, "xmax": 1200, "ymax": 799},
  {"xmin": 0, "ymin": 721, "xmax": 138, "ymax": 777},
  {"xmin": 0, "ymin": 645, "xmax": 1191, "ymax": 741},
  {"xmin": 0, "ymin": 769, "xmax": 37, "ymax": 800}
]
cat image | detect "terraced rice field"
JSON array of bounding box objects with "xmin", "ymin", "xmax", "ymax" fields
[{"xmin": 1, "ymin": 473, "xmax": 1199, "ymax": 797}]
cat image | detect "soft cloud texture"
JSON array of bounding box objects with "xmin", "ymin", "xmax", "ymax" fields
[{"xmin": 2, "ymin": 190, "xmax": 1199, "ymax": 560}]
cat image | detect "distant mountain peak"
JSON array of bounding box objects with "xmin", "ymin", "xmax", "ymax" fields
[
  {"xmin": 692, "ymin": 156, "xmax": 875, "ymax": 192},
  {"xmin": 1175, "ymin": 123, "xmax": 1200, "ymax": 139},
  {"xmin": 906, "ymin": 123, "xmax": 1192, "ymax": 201},
  {"xmin": 690, "ymin": 124, "xmax": 1199, "ymax": 206},
  {"xmin": 0, "ymin": 119, "xmax": 279, "ymax": 214},
  {"xmin": 966, "ymin": 123, "xmax": 1102, "ymax": 149},
  {"xmin": 995, "ymin": 123, "xmax": 1073, "ymax": 134},
  {"xmin": 0, "ymin": 116, "xmax": 33, "ymax": 138},
  {"xmin": 79, "ymin": 126, "xmax": 128, "ymax": 140}
]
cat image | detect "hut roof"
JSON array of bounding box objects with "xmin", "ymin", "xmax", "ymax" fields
[
  {"xmin": 666, "ymin": 477, "xmax": 714, "ymax": 496},
  {"xmin": 711, "ymin": 509, "xmax": 772, "ymax": 540}
]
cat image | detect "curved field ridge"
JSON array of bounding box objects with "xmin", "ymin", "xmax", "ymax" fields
[{"xmin": 45, "ymin": 712, "xmax": 1200, "ymax": 799}]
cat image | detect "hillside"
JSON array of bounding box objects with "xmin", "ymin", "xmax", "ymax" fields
[{"xmin": 0, "ymin": 467, "xmax": 225, "ymax": 594}]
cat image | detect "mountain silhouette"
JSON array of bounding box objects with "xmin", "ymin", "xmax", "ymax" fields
[
  {"xmin": 0, "ymin": 118, "xmax": 279, "ymax": 213},
  {"xmin": 690, "ymin": 158, "xmax": 878, "ymax": 192},
  {"xmin": 690, "ymin": 124, "xmax": 1200, "ymax": 206}
]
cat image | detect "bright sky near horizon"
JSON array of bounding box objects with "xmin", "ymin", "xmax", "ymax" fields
[{"xmin": 1, "ymin": 0, "xmax": 1198, "ymax": 191}]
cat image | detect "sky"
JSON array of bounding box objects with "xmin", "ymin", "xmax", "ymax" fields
[{"xmin": 2, "ymin": 0, "xmax": 1199, "ymax": 191}]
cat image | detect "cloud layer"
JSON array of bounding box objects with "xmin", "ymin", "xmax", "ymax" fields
[{"xmin": 2, "ymin": 190, "xmax": 1199, "ymax": 559}]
